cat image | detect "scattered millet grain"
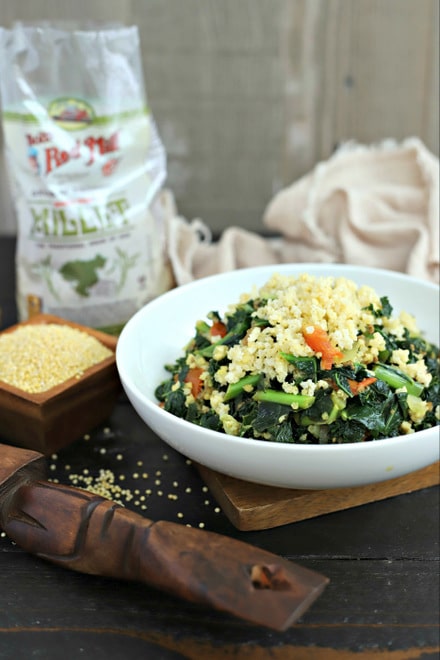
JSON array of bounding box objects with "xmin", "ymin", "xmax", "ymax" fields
[
  {"xmin": 24, "ymin": 433, "xmax": 224, "ymax": 533},
  {"xmin": 0, "ymin": 323, "xmax": 112, "ymax": 393},
  {"xmin": 68, "ymin": 469, "xmax": 133, "ymax": 506}
]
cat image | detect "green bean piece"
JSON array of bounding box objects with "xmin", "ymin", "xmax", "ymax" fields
[
  {"xmin": 195, "ymin": 320, "xmax": 211, "ymax": 335},
  {"xmin": 224, "ymin": 374, "xmax": 261, "ymax": 402},
  {"xmin": 373, "ymin": 363, "xmax": 424, "ymax": 397},
  {"xmin": 253, "ymin": 389, "xmax": 315, "ymax": 409}
]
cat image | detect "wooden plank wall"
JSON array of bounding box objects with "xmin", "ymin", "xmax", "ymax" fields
[{"xmin": 0, "ymin": 0, "xmax": 438, "ymax": 234}]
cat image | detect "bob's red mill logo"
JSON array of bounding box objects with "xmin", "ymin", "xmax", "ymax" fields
[{"xmin": 25, "ymin": 98, "xmax": 119, "ymax": 176}]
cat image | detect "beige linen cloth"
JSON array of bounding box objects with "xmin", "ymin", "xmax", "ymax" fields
[{"xmin": 164, "ymin": 138, "xmax": 439, "ymax": 286}]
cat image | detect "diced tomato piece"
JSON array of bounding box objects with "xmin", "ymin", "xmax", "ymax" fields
[
  {"xmin": 303, "ymin": 325, "xmax": 344, "ymax": 370},
  {"xmin": 348, "ymin": 377, "xmax": 377, "ymax": 396},
  {"xmin": 184, "ymin": 367, "xmax": 204, "ymax": 397},
  {"xmin": 210, "ymin": 320, "xmax": 227, "ymax": 338}
]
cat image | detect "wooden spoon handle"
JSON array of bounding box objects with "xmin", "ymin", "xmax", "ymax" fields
[
  {"xmin": 3, "ymin": 481, "xmax": 156, "ymax": 581},
  {"xmin": 2, "ymin": 480, "xmax": 330, "ymax": 630}
]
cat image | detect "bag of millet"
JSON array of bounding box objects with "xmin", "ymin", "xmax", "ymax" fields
[{"xmin": 0, "ymin": 23, "xmax": 172, "ymax": 333}]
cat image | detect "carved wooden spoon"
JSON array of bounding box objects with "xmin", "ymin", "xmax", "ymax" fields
[{"xmin": 0, "ymin": 443, "xmax": 329, "ymax": 631}]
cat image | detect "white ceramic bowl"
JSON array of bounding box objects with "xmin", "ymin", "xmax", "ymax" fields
[{"xmin": 116, "ymin": 264, "xmax": 440, "ymax": 490}]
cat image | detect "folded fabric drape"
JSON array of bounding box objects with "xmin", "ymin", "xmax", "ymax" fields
[{"xmin": 165, "ymin": 138, "xmax": 439, "ymax": 286}]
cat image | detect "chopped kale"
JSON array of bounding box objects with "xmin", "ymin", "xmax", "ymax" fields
[
  {"xmin": 192, "ymin": 329, "xmax": 212, "ymax": 351},
  {"xmin": 272, "ymin": 420, "xmax": 295, "ymax": 443},
  {"xmin": 163, "ymin": 388, "xmax": 187, "ymax": 417},
  {"xmin": 366, "ymin": 296, "xmax": 393, "ymax": 318},
  {"xmin": 330, "ymin": 418, "xmax": 368, "ymax": 443},
  {"xmin": 250, "ymin": 401, "xmax": 287, "ymax": 434},
  {"xmin": 225, "ymin": 302, "xmax": 254, "ymax": 334},
  {"xmin": 341, "ymin": 385, "xmax": 407, "ymax": 439},
  {"xmin": 200, "ymin": 411, "xmax": 222, "ymax": 431},
  {"xmin": 184, "ymin": 402, "xmax": 200, "ymax": 424},
  {"xmin": 280, "ymin": 353, "xmax": 318, "ymax": 382},
  {"xmin": 154, "ymin": 379, "xmax": 174, "ymax": 401},
  {"xmin": 295, "ymin": 390, "xmax": 336, "ymax": 426},
  {"xmin": 333, "ymin": 369, "xmax": 354, "ymax": 396}
]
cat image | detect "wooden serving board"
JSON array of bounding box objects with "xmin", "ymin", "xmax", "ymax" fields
[{"xmin": 197, "ymin": 461, "xmax": 440, "ymax": 531}]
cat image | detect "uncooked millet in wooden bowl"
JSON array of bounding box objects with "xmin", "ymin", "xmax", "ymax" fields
[
  {"xmin": 0, "ymin": 314, "xmax": 122, "ymax": 455},
  {"xmin": 0, "ymin": 323, "xmax": 113, "ymax": 393}
]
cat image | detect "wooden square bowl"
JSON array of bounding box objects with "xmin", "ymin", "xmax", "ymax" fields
[{"xmin": 0, "ymin": 314, "xmax": 122, "ymax": 455}]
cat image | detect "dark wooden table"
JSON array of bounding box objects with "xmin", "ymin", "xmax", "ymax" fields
[{"xmin": 0, "ymin": 236, "xmax": 439, "ymax": 660}]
